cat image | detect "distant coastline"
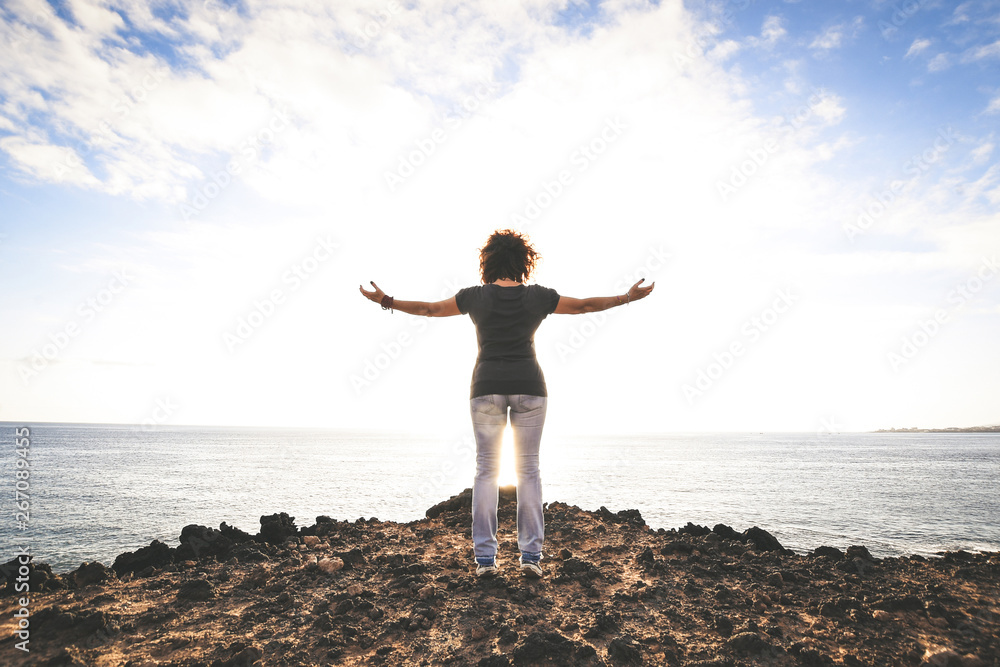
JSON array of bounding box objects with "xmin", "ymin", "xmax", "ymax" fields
[{"xmin": 874, "ymin": 424, "xmax": 1000, "ymax": 433}]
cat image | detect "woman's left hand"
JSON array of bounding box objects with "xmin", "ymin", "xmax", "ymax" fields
[
  {"xmin": 359, "ymin": 281, "xmax": 386, "ymax": 304},
  {"xmin": 626, "ymin": 278, "xmax": 655, "ymax": 302}
]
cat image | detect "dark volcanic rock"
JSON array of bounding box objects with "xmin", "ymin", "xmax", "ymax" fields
[
  {"xmin": 425, "ymin": 486, "xmax": 517, "ymax": 518},
  {"xmin": 112, "ymin": 539, "xmax": 175, "ymax": 576},
  {"xmin": 510, "ymin": 631, "xmax": 591, "ymax": 666},
  {"xmin": 219, "ymin": 521, "xmax": 254, "ymax": 544},
  {"xmin": 477, "ymin": 656, "xmax": 512, "ymax": 667},
  {"xmin": 7, "ymin": 493, "xmax": 999, "ymax": 667},
  {"xmin": 74, "ymin": 561, "xmax": 113, "ymax": 587},
  {"xmin": 176, "ymin": 578, "xmax": 215, "ymax": 601},
  {"xmin": 811, "ymin": 546, "xmax": 844, "ymax": 561},
  {"xmin": 845, "ymin": 545, "xmax": 876, "ymax": 562},
  {"xmin": 259, "ymin": 512, "xmax": 297, "ymax": 545},
  {"xmin": 679, "ymin": 522, "xmax": 712, "ymax": 537},
  {"xmin": 875, "ymin": 594, "xmax": 924, "ymax": 612},
  {"xmin": 426, "ymin": 488, "xmax": 472, "ymax": 518},
  {"xmin": 742, "ymin": 526, "xmax": 785, "ymax": 552},
  {"xmin": 598, "ymin": 506, "xmax": 645, "ymax": 526},
  {"xmin": 636, "ymin": 546, "xmax": 654, "ymax": 565},
  {"xmin": 215, "ymin": 645, "xmax": 263, "ymax": 667},
  {"xmin": 607, "ymin": 634, "xmax": 643, "ymax": 664},
  {"xmin": 715, "ymin": 615, "xmax": 734, "ymax": 637},
  {"xmin": 231, "ymin": 541, "xmax": 273, "ymax": 563},
  {"xmin": 726, "ymin": 631, "xmax": 774, "ymax": 654},
  {"xmin": 1, "ymin": 556, "xmax": 66, "ymax": 594},
  {"xmin": 712, "ymin": 524, "xmax": 741, "ymax": 541},
  {"xmin": 178, "ymin": 524, "xmax": 235, "ymax": 561}
]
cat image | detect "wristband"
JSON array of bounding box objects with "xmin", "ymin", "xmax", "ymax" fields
[{"xmin": 380, "ymin": 294, "xmax": 394, "ymax": 313}]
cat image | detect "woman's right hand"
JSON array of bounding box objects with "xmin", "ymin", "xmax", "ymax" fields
[
  {"xmin": 626, "ymin": 278, "xmax": 654, "ymax": 302},
  {"xmin": 359, "ymin": 281, "xmax": 386, "ymax": 305}
]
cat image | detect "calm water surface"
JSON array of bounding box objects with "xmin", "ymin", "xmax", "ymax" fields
[{"xmin": 1, "ymin": 424, "xmax": 997, "ymax": 573}]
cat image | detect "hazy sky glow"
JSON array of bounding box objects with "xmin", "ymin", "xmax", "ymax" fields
[{"xmin": 1, "ymin": 0, "xmax": 998, "ymax": 435}]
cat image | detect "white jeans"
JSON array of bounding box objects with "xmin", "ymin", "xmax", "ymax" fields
[{"xmin": 470, "ymin": 394, "xmax": 547, "ymax": 563}]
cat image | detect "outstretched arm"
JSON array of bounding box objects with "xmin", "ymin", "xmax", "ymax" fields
[
  {"xmin": 359, "ymin": 281, "xmax": 461, "ymax": 317},
  {"xmin": 554, "ymin": 278, "xmax": 654, "ymax": 315}
]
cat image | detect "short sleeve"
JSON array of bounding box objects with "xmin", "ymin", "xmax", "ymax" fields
[
  {"xmin": 454, "ymin": 286, "xmax": 478, "ymax": 314},
  {"xmin": 532, "ymin": 285, "xmax": 559, "ymax": 316}
]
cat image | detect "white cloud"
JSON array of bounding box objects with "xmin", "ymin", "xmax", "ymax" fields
[
  {"xmin": 949, "ymin": 1, "xmax": 975, "ymax": 24},
  {"xmin": 2, "ymin": 0, "xmax": 999, "ymax": 432},
  {"xmin": 970, "ymin": 139, "xmax": 994, "ymax": 163},
  {"xmin": 67, "ymin": 0, "xmax": 125, "ymax": 34},
  {"xmin": 905, "ymin": 38, "xmax": 932, "ymax": 58},
  {"xmin": 708, "ymin": 39, "xmax": 741, "ymax": 61},
  {"xmin": 812, "ymin": 93, "xmax": 847, "ymax": 125},
  {"xmin": 759, "ymin": 15, "xmax": 786, "ymax": 46},
  {"xmin": 0, "ymin": 136, "xmax": 102, "ymax": 188},
  {"xmin": 928, "ymin": 53, "xmax": 951, "ymax": 71},
  {"xmin": 962, "ymin": 39, "xmax": 1000, "ymax": 62},
  {"xmin": 986, "ymin": 94, "xmax": 1000, "ymax": 114},
  {"xmin": 810, "ymin": 16, "xmax": 864, "ymax": 52}
]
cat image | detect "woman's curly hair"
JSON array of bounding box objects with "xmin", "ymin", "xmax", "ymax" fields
[{"xmin": 478, "ymin": 229, "xmax": 540, "ymax": 284}]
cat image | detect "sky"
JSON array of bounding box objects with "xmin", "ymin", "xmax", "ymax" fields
[{"xmin": 0, "ymin": 0, "xmax": 998, "ymax": 435}]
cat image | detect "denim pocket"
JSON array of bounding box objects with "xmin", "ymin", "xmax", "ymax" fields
[
  {"xmin": 471, "ymin": 394, "xmax": 499, "ymax": 414},
  {"xmin": 517, "ymin": 394, "xmax": 545, "ymax": 412}
]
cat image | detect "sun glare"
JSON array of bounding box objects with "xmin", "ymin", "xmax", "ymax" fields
[{"xmin": 498, "ymin": 426, "xmax": 517, "ymax": 487}]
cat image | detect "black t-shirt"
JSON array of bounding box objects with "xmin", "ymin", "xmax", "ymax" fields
[{"xmin": 454, "ymin": 284, "xmax": 560, "ymax": 399}]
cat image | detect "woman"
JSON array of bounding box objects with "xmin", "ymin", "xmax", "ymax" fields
[{"xmin": 360, "ymin": 229, "xmax": 654, "ymax": 579}]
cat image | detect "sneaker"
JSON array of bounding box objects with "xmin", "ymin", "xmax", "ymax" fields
[
  {"xmin": 476, "ymin": 559, "xmax": 498, "ymax": 578},
  {"xmin": 520, "ymin": 559, "xmax": 543, "ymax": 578}
]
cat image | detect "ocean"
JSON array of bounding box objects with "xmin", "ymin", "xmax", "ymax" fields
[{"xmin": 2, "ymin": 423, "xmax": 998, "ymax": 574}]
